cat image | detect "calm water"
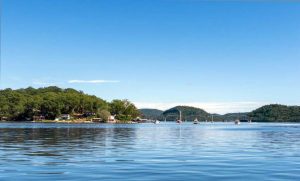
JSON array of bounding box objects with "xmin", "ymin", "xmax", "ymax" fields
[{"xmin": 0, "ymin": 122, "xmax": 300, "ymax": 181}]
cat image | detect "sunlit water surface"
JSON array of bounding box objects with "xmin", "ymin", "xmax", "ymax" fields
[{"xmin": 0, "ymin": 122, "xmax": 300, "ymax": 180}]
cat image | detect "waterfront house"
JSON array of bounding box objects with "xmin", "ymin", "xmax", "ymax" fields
[
  {"xmin": 83, "ymin": 112, "xmax": 96, "ymax": 117},
  {"xmin": 133, "ymin": 117, "xmax": 148, "ymax": 123},
  {"xmin": 33, "ymin": 115, "xmax": 46, "ymax": 121},
  {"xmin": 72, "ymin": 113, "xmax": 84, "ymax": 119},
  {"xmin": 108, "ymin": 115, "xmax": 116, "ymax": 123},
  {"xmin": 1, "ymin": 117, "xmax": 8, "ymax": 121},
  {"xmin": 91, "ymin": 118, "xmax": 102, "ymax": 122},
  {"xmin": 60, "ymin": 114, "xmax": 71, "ymax": 120}
]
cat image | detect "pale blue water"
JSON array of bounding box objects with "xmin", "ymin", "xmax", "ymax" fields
[{"xmin": 0, "ymin": 122, "xmax": 300, "ymax": 180}]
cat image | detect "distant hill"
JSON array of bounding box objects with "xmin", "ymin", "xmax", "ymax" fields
[
  {"xmin": 223, "ymin": 113, "xmax": 250, "ymax": 122},
  {"xmin": 248, "ymin": 104, "xmax": 300, "ymax": 122},
  {"xmin": 0, "ymin": 86, "xmax": 140, "ymax": 122},
  {"xmin": 141, "ymin": 104, "xmax": 300, "ymax": 122},
  {"xmin": 163, "ymin": 106, "xmax": 210, "ymax": 121},
  {"xmin": 139, "ymin": 109, "xmax": 164, "ymax": 120}
]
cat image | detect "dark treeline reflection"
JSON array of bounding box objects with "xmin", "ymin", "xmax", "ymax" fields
[
  {"xmin": 258, "ymin": 128, "xmax": 300, "ymax": 149},
  {"xmin": 0, "ymin": 127, "xmax": 137, "ymax": 149}
]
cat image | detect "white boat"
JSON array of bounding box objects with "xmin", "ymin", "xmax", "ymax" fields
[
  {"xmin": 193, "ymin": 118, "xmax": 199, "ymax": 124},
  {"xmin": 176, "ymin": 120, "xmax": 182, "ymax": 124},
  {"xmin": 177, "ymin": 111, "xmax": 183, "ymax": 124},
  {"xmin": 235, "ymin": 119, "xmax": 240, "ymax": 125},
  {"xmin": 154, "ymin": 120, "xmax": 160, "ymax": 124}
]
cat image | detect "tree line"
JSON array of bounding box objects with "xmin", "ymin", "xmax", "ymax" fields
[
  {"xmin": 0, "ymin": 86, "xmax": 140, "ymax": 122},
  {"xmin": 141, "ymin": 105, "xmax": 300, "ymax": 122},
  {"xmin": 249, "ymin": 104, "xmax": 300, "ymax": 122}
]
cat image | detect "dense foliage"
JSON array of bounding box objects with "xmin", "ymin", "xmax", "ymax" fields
[
  {"xmin": 163, "ymin": 106, "xmax": 210, "ymax": 121},
  {"xmin": 139, "ymin": 109, "xmax": 164, "ymax": 120},
  {"xmin": 2, "ymin": 88, "xmax": 299, "ymax": 122},
  {"xmin": 0, "ymin": 87, "xmax": 139, "ymax": 121},
  {"xmin": 222, "ymin": 113, "xmax": 249, "ymax": 121},
  {"xmin": 110, "ymin": 99, "xmax": 140, "ymax": 121},
  {"xmin": 141, "ymin": 105, "xmax": 300, "ymax": 122},
  {"xmin": 248, "ymin": 104, "xmax": 300, "ymax": 122}
]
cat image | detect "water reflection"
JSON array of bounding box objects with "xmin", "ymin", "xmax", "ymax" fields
[{"xmin": 0, "ymin": 123, "xmax": 300, "ymax": 181}]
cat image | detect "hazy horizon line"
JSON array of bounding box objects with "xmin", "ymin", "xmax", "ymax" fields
[{"xmin": 134, "ymin": 101, "xmax": 300, "ymax": 114}]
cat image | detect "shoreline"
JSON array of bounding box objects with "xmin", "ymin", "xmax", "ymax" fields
[
  {"xmin": 1, "ymin": 120, "xmax": 300, "ymax": 124},
  {"xmin": 1, "ymin": 119, "xmax": 136, "ymax": 124}
]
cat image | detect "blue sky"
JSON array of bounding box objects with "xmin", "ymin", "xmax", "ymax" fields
[{"xmin": 1, "ymin": 0, "xmax": 300, "ymax": 113}]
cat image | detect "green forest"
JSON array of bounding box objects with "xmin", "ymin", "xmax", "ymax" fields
[
  {"xmin": 163, "ymin": 106, "xmax": 210, "ymax": 121},
  {"xmin": 249, "ymin": 104, "xmax": 300, "ymax": 122},
  {"xmin": 0, "ymin": 87, "xmax": 140, "ymax": 122},
  {"xmin": 141, "ymin": 105, "xmax": 300, "ymax": 122},
  {"xmin": 1, "ymin": 87, "xmax": 300, "ymax": 122}
]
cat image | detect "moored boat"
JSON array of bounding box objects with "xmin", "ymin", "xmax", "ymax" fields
[
  {"xmin": 176, "ymin": 120, "xmax": 183, "ymax": 124},
  {"xmin": 177, "ymin": 111, "xmax": 183, "ymax": 123},
  {"xmin": 193, "ymin": 118, "xmax": 199, "ymax": 124}
]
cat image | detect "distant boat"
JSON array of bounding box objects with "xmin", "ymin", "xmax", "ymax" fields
[
  {"xmin": 177, "ymin": 110, "xmax": 183, "ymax": 124},
  {"xmin": 154, "ymin": 120, "xmax": 160, "ymax": 124},
  {"xmin": 193, "ymin": 118, "xmax": 199, "ymax": 124},
  {"xmin": 235, "ymin": 113, "xmax": 242, "ymax": 125},
  {"xmin": 176, "ymin": 120, "xmax": 183, "ymax": 124}
]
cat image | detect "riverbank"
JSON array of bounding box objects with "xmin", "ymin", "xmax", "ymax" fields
[
  {"xmin": 32, "ymin": 119, "xmax": 94, "ymax": 124},
  {"xmin": 31, "ymin": 119, "xmax": 136, "ymax": 124}
]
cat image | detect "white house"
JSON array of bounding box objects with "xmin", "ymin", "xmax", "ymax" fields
[
  {"xmin": 108, "ymin": 115, "xmax": 116, "ymax": 123},
  {"xmin": 60, "ymin": 114, "xmax": 71, "ymax": 120}
]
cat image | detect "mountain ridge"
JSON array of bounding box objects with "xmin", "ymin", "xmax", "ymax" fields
[{"xmin": 140, "ymin": 104, "xmax": 300, "ymax": 122}]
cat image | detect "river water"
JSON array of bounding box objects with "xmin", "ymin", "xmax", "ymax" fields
[{"xmin": 0, "ymin": 122, "xmax": 300, "ymax": 180}]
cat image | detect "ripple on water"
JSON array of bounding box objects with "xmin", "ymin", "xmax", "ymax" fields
[{"xmin": 0, "ymin": 122, "xmax": 300, "ymax": 180}]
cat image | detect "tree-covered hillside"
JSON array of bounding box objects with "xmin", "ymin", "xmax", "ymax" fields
[
  {"xmin": 1, "ymin": 88, "xmax": 299, "ymax": 123},
  {"xmin": 162, "ymin": 105, "xmax": 300, "ymax": 122},
  {"xmin": 0, "ymin": 87, "xmax": 139, "ymax": 121},
  {"xmin": 139, "ymin": 109, "xmax": 164, "ymax": 120},
  {"xmin": 248, "ymin": 104, "xmax": 300, "ymax": 122},
  {"xmin": 163, "ymin": 106, "xmax": 210, "ymax": 121},
  {"xmin": 223, "ymin": 113, "xmax": 250, "ymax": 121}
]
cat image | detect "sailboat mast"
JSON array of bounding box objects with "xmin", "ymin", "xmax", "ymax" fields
[{"xmin": 179, "ymin": 111, "xmax": 182, "ymax": 121}]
